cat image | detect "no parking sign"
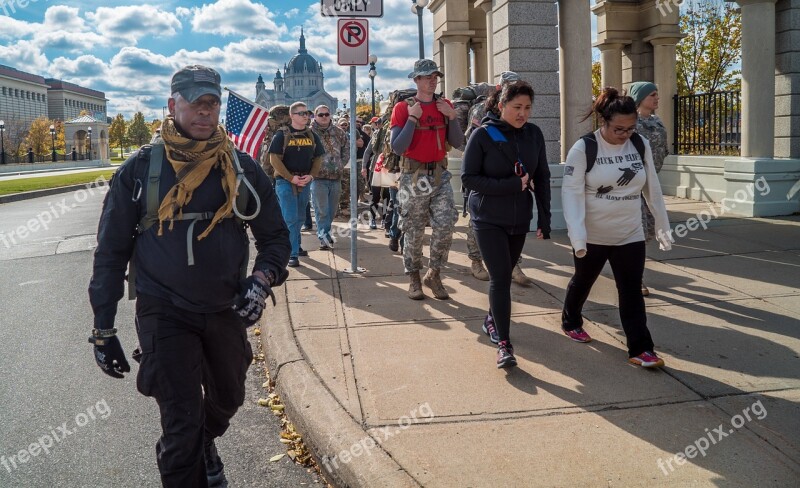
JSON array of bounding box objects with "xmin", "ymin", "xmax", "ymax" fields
[{"xmin": 337, "ymin": 19, "xmax": 368, "ymax": 66}]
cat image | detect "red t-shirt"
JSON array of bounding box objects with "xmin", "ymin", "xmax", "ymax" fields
[{"xmin": 390, "ymin": 98, "xmax": 452, "ymax": 162}]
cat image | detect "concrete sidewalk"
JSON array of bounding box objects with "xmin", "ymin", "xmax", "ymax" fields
[{"xmin": 263, "ymin": 196, "xmax": 800, "ymax": 487}]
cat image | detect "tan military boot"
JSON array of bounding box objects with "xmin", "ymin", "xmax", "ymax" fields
[
  {"xmin": 423, "ymin": 268, "xmax": 450, "ymax": 299},
  {"xmin": 470, "ymin": 260, "xmax": 490, "ymax": 281},
  {"xmin": 511, "ymin": 264, "xmax": 533, "ymax": 287},
  {"xmin": 408, "ymin": 271, "xmax": 424, "ymax": 300}
]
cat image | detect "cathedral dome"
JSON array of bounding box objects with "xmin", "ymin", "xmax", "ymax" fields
[{"xmin": 286, "ymin": 28, "xmax": 320, "ymax": 74}]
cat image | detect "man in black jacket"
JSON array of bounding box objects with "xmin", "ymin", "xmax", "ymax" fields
[{"xmin": 88, "ymin": 65, "xmax": 290, "ymax": 487}]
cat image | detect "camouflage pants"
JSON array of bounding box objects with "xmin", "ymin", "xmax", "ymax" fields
[
  {"xmin": 642, "ymin": 198, "xmax": 656, "ymax": 242},
  {"xmin": 398, "ymin": 170, "xmax": 458, "ymax": 273},
  {"xmin": 466, "ymin": 216, "xmax": 482, "ymax": 262},
  {"xmin": 338, "ymin": 167, "xmax": 368, "ymax": 218}
]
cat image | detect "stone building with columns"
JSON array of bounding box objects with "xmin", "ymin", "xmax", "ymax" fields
[{"xmin": 429, "ymin": 0, "xmax": 800, "ymax": 226}]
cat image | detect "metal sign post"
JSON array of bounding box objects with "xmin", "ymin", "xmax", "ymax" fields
[{"xmin": 337, "ymin": 20, "xmax": 369, "ymax": 273}]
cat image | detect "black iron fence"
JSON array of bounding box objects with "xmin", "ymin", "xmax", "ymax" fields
[
  {"xmin": 0, "ymin": 151, "xmax": 93, "ymax": 164},
  {"xmin": 673, "ymin": 90, "xmax": 741, "ymax": 156}
]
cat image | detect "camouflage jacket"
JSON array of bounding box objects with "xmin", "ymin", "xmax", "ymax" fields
[
  {"xmin": 311, "ymin": 121, "xmax": 349, "ymax": 180},
  {"xmin": 637, "ymin": 114, "xmax": 668, "ymax": 173}
]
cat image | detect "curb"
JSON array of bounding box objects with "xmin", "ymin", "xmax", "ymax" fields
[
  {"xmin": 0, "ymin": 181, "xmax": 109, "ymax": 205},
  {"xmin": 263, "ymin": 286, "xmax": 420, "ymax": 488}
]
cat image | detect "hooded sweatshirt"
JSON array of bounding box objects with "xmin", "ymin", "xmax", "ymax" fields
[
  {"xmin": 461, "ymin": 113, "xmax": 551, "ymax": 236},
  {"xmin": 311, "ymin": 121, "xmax": 349, "ymax": 180}
]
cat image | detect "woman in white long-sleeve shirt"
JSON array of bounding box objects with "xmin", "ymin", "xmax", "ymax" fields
[{"xmin": 561, "ymin": 87, "xmax": 674, "ymax": 368}]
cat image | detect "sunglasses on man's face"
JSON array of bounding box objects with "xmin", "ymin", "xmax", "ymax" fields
[
  {"xmin": 292, "ymin": 111, "xmax": 311, "ymax": 116},
  {"xmin": 316, "ymin": 112, "xmax": 331, "ymax": 117}
]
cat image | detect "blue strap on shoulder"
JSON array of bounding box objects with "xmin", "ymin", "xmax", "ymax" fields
[{"xmin": 485, "ymin": 125, "xmax": 507, "ymax": 143}]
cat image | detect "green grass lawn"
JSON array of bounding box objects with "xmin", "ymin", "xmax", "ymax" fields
[{"xmin": 0, "ymin": 169, "xmax": 118, "ymax": 196}]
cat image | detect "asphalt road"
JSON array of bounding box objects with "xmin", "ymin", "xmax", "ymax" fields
[{"xmin": 0, "ymin": 188, "xmax": 323, "ymax": 487}]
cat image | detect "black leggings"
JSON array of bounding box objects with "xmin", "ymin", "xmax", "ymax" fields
[
  {"xmin": 369, "ymin": 186, "xmax": 389, "ymax": 220},
  {"xmin": 561, "ymin": 241, "xmax": 654, "ymax": 357},
  {"xmin": 474, "ymin": 227, "xmax": 527, "ymax": 343}
]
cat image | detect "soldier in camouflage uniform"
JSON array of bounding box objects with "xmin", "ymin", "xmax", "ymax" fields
[
  {"xmin": 462, "ymin": 71, "xmax": 535, "ymax": 286},
  {"xmin": 630, "ymin": 81, "xmax": 669, "ymax": 296},
  {"xmin": 391, "ymin": 59, "xmax": 465, "ymax": 300},
  {"xmin": 310, "ymin": 105, "xmax": 349, "ymax": 249}
]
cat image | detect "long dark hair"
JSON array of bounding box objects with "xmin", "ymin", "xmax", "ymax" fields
[
  {"xmin": 581, "ymin": 86, "xmax": 636, "ymax": 123},
  {"xmin": 485, "ymin": 81, "xmax": 535, "ymax": 114}
]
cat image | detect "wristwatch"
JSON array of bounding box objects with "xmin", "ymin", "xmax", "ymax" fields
[{"xmin": 89, "ymin": 328, "xmax": 117, "ymax": 346}]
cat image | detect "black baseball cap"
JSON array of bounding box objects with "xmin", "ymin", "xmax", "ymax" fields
[{"xmin": 171, "ymin": 65, "xmax": 222, "ymax": 103}]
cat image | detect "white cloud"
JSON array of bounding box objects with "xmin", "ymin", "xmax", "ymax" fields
[
  {"xmin": 43, "ymin": 5, "xmax": 87, "ymax": 32},
  {"xmin": 87, "ymin": 6, "xmax": 182, "ymax": 45},
  {"xmin": 188, "ymin": 0, "xmax": 286, "ymax": 39},
  {"xmin": 284, "ymin": 8, "xmax": 299, "ymax": 18},
  {"xmin": 50, "ymin": 55, "xmax": 109, "ymax": 80},
  {"xmin": 0, "ymin": 40, "xmax": 49, "ymax": 74},
  {"xmin": 34, "ymin": 30, "xmax": 110, "ymax": 53},
  {"xmin": 0, "ymin": 16, "xmax": 37, "ymax": 39},
  {"xmin": 175, "ymin": 7, "xmax": 192, "ymax": 19}
]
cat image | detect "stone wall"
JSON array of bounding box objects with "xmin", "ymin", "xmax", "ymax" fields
[{"xmin": 775, "ymin": 0, "xmax": 800, "ymax": 158}]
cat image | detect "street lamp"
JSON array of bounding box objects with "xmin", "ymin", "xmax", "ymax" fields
[
  {"xmin": 368, "ymin": 54, "xmax": 378, "ymax": 117},
  {"xmin": 87, "ymin": 127, "xmax": 92, "ymax": 160},
  {"xmin": 0, "ymin": 119, "xmax": 5, "ymax": 165},
  {"xmin": 411, "ymin": 0, "xmax": 429, "ymax": 59},
  {"xmin": 49, "ymin": 124, "xmax": 56, "ymax": 162}
]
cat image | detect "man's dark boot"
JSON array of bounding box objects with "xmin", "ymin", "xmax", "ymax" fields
[{"xmin": 205, "ymin": 438, "xmax": 228, "ymax": 488}]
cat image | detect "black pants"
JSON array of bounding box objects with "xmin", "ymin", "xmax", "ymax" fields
[
  {"xmin": 369, "ymin": 186, "xmax": 389, "ymax": 220},
  {"xmin": 561, "ymin": 241, "xmax": 654, "ymax": 357},
  {"xmin": 135, "ymin": 294, "xmax": 253, "ymax": 488},
  {"xmin": 474, "ymin": 227, "xmax": 527, "ymax": 343}
]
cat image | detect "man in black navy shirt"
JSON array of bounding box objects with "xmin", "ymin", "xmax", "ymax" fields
[
  {"xmin": 267, "ymin": 101, "xmax": 325, "ymax": 267},
  {"xmin": 88, "ymin": 65, "xmax": 290, "ymax": 487}
]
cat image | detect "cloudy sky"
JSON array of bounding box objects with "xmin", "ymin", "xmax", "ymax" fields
[{"xmin": 0, "ymin": 0, "xmax": 440, "ymax": 121}]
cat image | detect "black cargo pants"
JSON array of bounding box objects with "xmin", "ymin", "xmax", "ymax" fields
[{"xmin": 135, "ymin": 294, "xmax": 253, "ymax": 488}]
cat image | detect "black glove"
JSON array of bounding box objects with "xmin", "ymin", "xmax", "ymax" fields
[
  {"xmin": 232, "ymin": 275, "xmax": 275, "ymax": 327},
  {"xmin": 89, "ymin": 335, "xmax": 131, "ymax": 379}
]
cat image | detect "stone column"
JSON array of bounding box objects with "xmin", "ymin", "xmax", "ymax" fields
[
  {"xmin": 722, "ymin": 0, "xmax": 799, "ymax": 218},
  {"xmin": 558, "ymin": 0, "xmax": 592, "ymax": 162},
  {"xmin": 648, "ymin": 38, "xmax": 682, "ymax": 151},
  {"xmin": 441, "ymin": 33, "xmax": 472, "ymax": 98},
  {"xmin": 597, "ymin": 42, "xmax": 625, "ymax": 90},
  {"xmin": 492, "ymin": 0, "xmax": 560, "ymax": 163},
  {"xmin": 472, "ymin": 40, "xmax": 488, "ymax": 82},
  {"xmin": 776, "ymin": 0, "xmax": 800, "ymax": 158},
  {"xmin": 475, "ymin": 0, "xmax": 495, "ymax": 82},
  {"xmin": 738, "ymin": 0, "xmax": 778, "ymax": 158}
]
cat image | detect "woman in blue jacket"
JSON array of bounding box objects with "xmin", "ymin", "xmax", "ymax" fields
[{"xmin": 461, "ymin": 81, "xmax": 551, "ymax": 368}]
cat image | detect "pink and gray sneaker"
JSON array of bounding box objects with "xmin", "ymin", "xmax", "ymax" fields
[
  {"xmin": 628, "ymin": 351, "xmax": 665, "ymax": 368},
  {"xmin": 496, "ymin": 340, "xmax": 516, "ymax": 369},
  {"xmin": 563, "ymin": 327, "xmax": 592, "ymax": 343},
  {"xmin": 482, "ymin": 314, "xmax": 499, "ymax": 344}
]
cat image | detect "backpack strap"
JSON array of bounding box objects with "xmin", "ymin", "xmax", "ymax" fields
[
  {"xmin": 485, "ymin": 125, "xmax": 507, "ymax": 143},
  {"xmin": 137, "ymin": 143, "xmax": 164, "ymax": 233},
  {"xmin": 581, "ymin": 132, "xmax": 598, "ymax": 173},
  {"xmin": 580, "ymin": 132, "xmax": 646, "ymax": 174},
  {"xmin": 630, "ymin": 132, "xmax": 647, "ymax": 165}
]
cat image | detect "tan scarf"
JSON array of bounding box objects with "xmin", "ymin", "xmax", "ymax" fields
[{"xmin": 158, "ymin": 116, "xmax": 238, "ymax": 240}]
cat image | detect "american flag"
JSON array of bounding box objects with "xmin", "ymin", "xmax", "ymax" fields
[{"xmin": 225, "ymin": 90, "xmax": 269, "ymax": 159}]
